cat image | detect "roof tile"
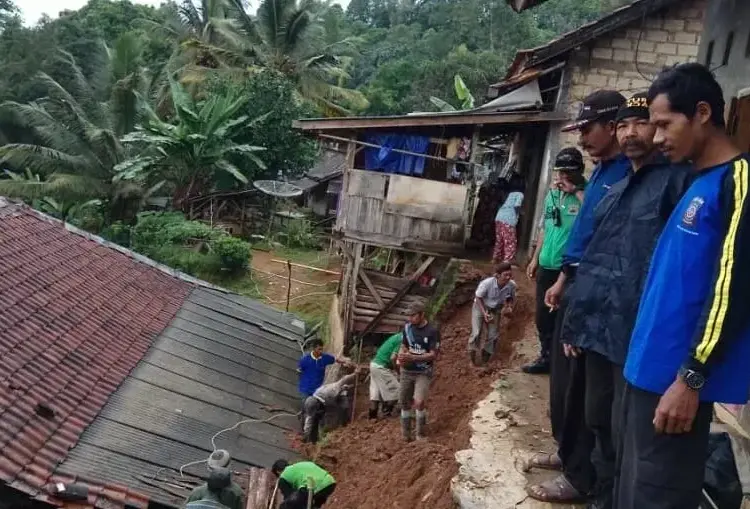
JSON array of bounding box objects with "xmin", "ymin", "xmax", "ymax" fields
[{"xmin": 0, "ymin": 205, "xmax": 192, "ymax": 508}]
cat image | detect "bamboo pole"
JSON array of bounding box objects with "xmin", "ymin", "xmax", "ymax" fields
[{"xmin": 271, "ymin": 259, "xmax": 340, "ymax": 276}]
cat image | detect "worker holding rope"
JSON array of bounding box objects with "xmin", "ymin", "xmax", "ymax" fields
[
  {"xmin": 185, "ymin": 451, "xmax": 244, "ymax": 509},
  {"xmin": 368, "ymin": 332, "xmax": 402, "ymax": 419},
  {"xmin": 271, "ymin": 460, "xmax": 336, "ymax": 509}
]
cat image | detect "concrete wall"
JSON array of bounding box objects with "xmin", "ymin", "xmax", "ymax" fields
[
  {"xmin": 552, "ymin": 0, "xmax": 708, "ymax": 171},
  {"xmin": 699, "ymin": 0, "xmax": 750, "ymax": 103}
]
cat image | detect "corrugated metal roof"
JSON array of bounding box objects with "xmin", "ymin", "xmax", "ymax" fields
[
  {"xmin": 0, "ymin": 199, "xmax": 305, "ymax": 509},
  {"xmin": 55, "ymin": 287, "xmax": 303, "ymax": 508},
  {"xmin": 501, "ymin": 0, "xmax": 682, "ymax": 80}
]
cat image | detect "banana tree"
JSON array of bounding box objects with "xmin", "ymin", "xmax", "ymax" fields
[
  {"xmin": 115, "ymin": 79, "xmax": 267, "ymax": 210},
  {"xmin": 429, "ymin": 74, "xmax": 475, "ymax": 112}
]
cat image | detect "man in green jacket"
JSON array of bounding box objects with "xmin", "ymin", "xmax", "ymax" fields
[
  {"xmin": 271, "ymin": 459, "xmax": 336, "ymax": 509},
  {"xmin": 368, "ymin": 332, "xmax": 402, "ymax": 419},
  {"xmin": 185, "ymin": 451, "xmax": 244, "ymax": 509}
]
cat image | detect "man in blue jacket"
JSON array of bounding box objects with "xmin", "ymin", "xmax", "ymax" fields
[
  {"xmin": 616, "ymin": 63, "xmax": 750, "ymax": 509},
  {"xmin": 560, "ymin": 93, "xmax": 692, "ymax": 509},
  {"xmin": 526, "ymin": 90, "xmax": 630, "ymax": 505}
]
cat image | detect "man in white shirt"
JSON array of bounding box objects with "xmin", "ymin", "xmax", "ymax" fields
[{"xmin": 468, "ymin": 262, "xmax": 517, "ymax": 366}]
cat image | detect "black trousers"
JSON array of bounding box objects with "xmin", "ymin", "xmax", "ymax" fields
[
  {"xmin": 584, "ymin": 352, "xmax": 625, "ymax": 506},
  {"xmin": 614, "ymin": 383, "xmax": 713, "ymax": 509},
  {"xmin": 279, "ymin": 479, "xmax": 336, "ymax": 509},
  {"xmin": 535, "ymin": 267, "xmax": 560, "ymax": 358},
  {"xmin": 550, "ymin": 276, "xmax": 596, "ymax": 496}
]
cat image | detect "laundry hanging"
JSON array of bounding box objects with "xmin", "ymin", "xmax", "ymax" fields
[{"xmin": 364, "ymin": 134, "xmax": 430, "ymax": 176}]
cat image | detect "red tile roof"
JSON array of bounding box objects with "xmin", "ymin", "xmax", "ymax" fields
[{"xmin": 0, "ymin": 203, "xmax": 193, "ymax": 507}]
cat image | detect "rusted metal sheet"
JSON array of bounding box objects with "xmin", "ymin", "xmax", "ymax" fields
[{"xmin": 245, "ymin": 467, "xmax": 277, "ymax": 509}]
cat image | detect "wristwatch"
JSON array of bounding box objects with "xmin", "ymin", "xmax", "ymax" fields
[{"xmin": 678, "ymin": 366, "xmax": 706, "ymax": 391}]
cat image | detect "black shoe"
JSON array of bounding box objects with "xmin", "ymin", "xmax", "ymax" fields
[
  {"xmin": 522, "ymin": 356, "xmax": 550, "ymax": 374},
  {"xmin": 481, "ymin": 350, "xmax": 492, "ymax": 365}
]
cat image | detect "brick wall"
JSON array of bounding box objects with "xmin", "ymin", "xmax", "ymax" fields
[{"xmin": 556, "ymin": 0, "xmax": 708, "ymax": 169}]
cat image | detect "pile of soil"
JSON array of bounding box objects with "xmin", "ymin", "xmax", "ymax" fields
[
  {"xmin": 436, "ymin": 261, "xmax": 485, "ymax": 324},
  {"xmin": 306, "ymin": 269, "xmax": 535, "ymax": 509}
]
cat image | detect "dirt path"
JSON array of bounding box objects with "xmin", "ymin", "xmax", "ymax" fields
[
  {"xmin": 304, "ymin": 269, "xmax": 536, "ymax": 509},
  {"xmin": 250, "ymin": 249, "xmax": 340, "ymax": 308}
]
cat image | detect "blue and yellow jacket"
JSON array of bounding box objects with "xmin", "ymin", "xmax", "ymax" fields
[{"xmin": 625, "ymin": 155, "xmax": 750, "ymax": 403}]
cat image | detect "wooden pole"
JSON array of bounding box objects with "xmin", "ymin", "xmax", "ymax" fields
[
  {"xmin": 270, "ymin": 259, "xmax": 340, "ymax": 276},
  {"xmin": 286, "ymin": 260, "xmax": 292, "ymax": 312}
]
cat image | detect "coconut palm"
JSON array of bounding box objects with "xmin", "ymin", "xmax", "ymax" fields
[
  {"xmin": 242, "ymin": 0, "xmax": 368, "ymax": 115},
  {"xmin": 114, "ymin": 78, "xmax": 266, "ymax": 210},
  {"xmin": 0, "ymin": 38, "xmax": 147, "ymax": 220}
]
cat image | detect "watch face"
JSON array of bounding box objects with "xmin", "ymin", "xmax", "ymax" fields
[{"xmin": 686, "ymin": 370, "xmax": 706, "ymax": 390}]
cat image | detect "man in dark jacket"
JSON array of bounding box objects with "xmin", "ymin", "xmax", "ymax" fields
[
  {"xmin": 526, "ymin": 90, "xmax": 629, "ymax": 505},
  {"xmin": 560, "ymin": 92, "xmax": 693, "ymax": 509}
]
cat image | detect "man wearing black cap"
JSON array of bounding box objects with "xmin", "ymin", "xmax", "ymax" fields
[
  {"xmin": 523, "ymin": 147, "xmax": 586, "ymax": 375},
  {"xmin": 560, "ymin": 92, "xmax": 692, "ymax": 509},
  {"xmin": 526, "ymin": 90, "xmax": 630, "ymax": 505}
]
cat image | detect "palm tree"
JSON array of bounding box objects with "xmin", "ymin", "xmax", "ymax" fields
[
  {"xmin": 151, "ymin": 0, "xmax": 367, "ymax": 116},
  {"xmin": 114, "ymin": 79, "xmax": 266, "ymax": 210},
  {"xmin": 243, "ymin": 0, "xmax": 368, "ymax": 115},
  {"xmin": 0, "ymin": 38, "xmax": 147, "ymax": 220}
]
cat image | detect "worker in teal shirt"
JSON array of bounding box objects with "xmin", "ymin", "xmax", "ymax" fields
[{"xmin": 618, "ymin": 64, "xmax": 750, "ymax": 509}]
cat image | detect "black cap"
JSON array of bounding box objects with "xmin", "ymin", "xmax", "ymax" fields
[
  {"xmin": 553, "ymin": 147, "xmax": 584, "ymax": 173},
  {"xmin": 562, "ymin": 90, "xmax": 626, "ymax": 132},
  {"xmin": 615, "ymin": 92, "xmax": 650, "ymax": 123}
]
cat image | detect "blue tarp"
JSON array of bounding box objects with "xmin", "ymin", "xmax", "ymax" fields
[{"xmin": 364, "ymin": 134, "xmax": 430, "ymax": 176}]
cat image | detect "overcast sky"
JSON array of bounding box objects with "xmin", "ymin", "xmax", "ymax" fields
[{"xmin": 19, "ymin": 0, "xmax": 349, "ymax": 26}]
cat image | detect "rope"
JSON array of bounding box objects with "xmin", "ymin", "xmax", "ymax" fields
[
  {"xmin": 267, "ymin": 479, "xmax": 280, "ymax": 509},
  {"xmin": 177, "ymin": 412, "xmax": 300, "ymax": 477},
  {"xmin": 265, "ymin": 291, "xmax": 336, "ymax": 305}
]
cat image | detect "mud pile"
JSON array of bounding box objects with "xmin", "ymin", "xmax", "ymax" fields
[{"xmin": 311, "ymin": 270, "xmax": 535, "ymax": 509}]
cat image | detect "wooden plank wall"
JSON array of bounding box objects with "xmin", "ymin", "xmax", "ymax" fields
[
  {"xmin": 351, "ymin": 269, "xmax": 428, "ymax": 334},
  {"xmin": 340, "ymin": 170, "xmax": 466, "ymax": 246}
]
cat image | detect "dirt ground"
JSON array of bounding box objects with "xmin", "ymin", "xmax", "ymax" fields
[
  {"xmin": 300, "ymin": 267, "xmax": 538, "ymax": 509},
  {"xmin": 250, "ymin": 248, "xmax": 340, "ymax": 309}
]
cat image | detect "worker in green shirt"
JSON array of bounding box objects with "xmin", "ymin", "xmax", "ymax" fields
[
  {"xmin": 368, "ymin": 332, "xmax": 402, "ymax": 419},
  {"xmin": 271, "ymin": 459, "xmax": 336, "ymax": 509},
  {"xmin": 524, "ymin": 148, "xmax": 586, "ymax": 376}
]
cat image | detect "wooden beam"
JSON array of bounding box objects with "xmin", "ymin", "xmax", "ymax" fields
[
  {"xmin": 358, "ymin": 270, "xmax": 385, "ymax": 309},
  {"xmin": 246, "ymin": 467, "xmax": 277, "ymax": 509},
  {"xmin": 356, "ymin": 256, "xmax": 436, "ymax": 338},
  {"xmin": 293, "ymin": 111, "xmax": 568, "ymax": 131},
  {"xmin": 339, "ymin": 247, "xmax": 386, "ymax": 309}
]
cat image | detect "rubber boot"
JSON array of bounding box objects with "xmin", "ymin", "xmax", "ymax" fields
[
  {"xmin": 469, "ymin": 350, "xmax": 478, "ymax": 367},
  {"xmin": 368, "ymin": 401, "xmax": 379, "ymax": 419},
  {"xmin": 415, "ymin": 410, "xmax": 427, "ymax": 440},
  {"xmin": 400, "ymin": 412, "xmax": 413, "ymax": 442},
  {"xmin": 481, "ymin": 350, "xmax": 492, "ymax": 366},
  {"xmin": 382, "ymin": 401, "xmax": 395, "ymax": 417}
]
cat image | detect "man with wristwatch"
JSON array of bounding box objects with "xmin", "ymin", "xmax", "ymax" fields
[{"xmin": 616, "ymin": 64, "xmax": 750, "ymax": 509}]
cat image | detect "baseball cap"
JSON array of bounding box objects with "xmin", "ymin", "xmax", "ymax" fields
[
  {"xmin": 553, "ymin": 147, "xmax": 584, "ymax": 173},
  {"xmin": 615, "ymin": 92, "xmax": 650, "ymax": 123},
  {"xmin": 562, "ymin": 90, "xmax": 626, "ymax": 132}
]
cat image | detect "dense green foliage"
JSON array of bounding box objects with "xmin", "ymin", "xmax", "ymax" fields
[
  {"xmin": 131, "ymin": 211, "xmax": 252, "ymax": 275},
  {"xmin": 0, "ymin": 0, "xmax": 630, "ymax": 280}
]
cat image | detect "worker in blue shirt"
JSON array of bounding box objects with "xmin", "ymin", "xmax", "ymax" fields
[
  {"xmin": 526, "ymin": 90, "xmax": 630, "ymax": 506},
  {"xmin": 616, "ymin": 64, "xmax": 750, "ymax": 509},
  {"xmin": 297, "ymin": 339, "xmax": 352, "ymax": 424}
]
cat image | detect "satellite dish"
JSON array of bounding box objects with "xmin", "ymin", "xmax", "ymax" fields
[{"xmin": 253, "ymin": 180, "xmax": 303, "ymax": 198}]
